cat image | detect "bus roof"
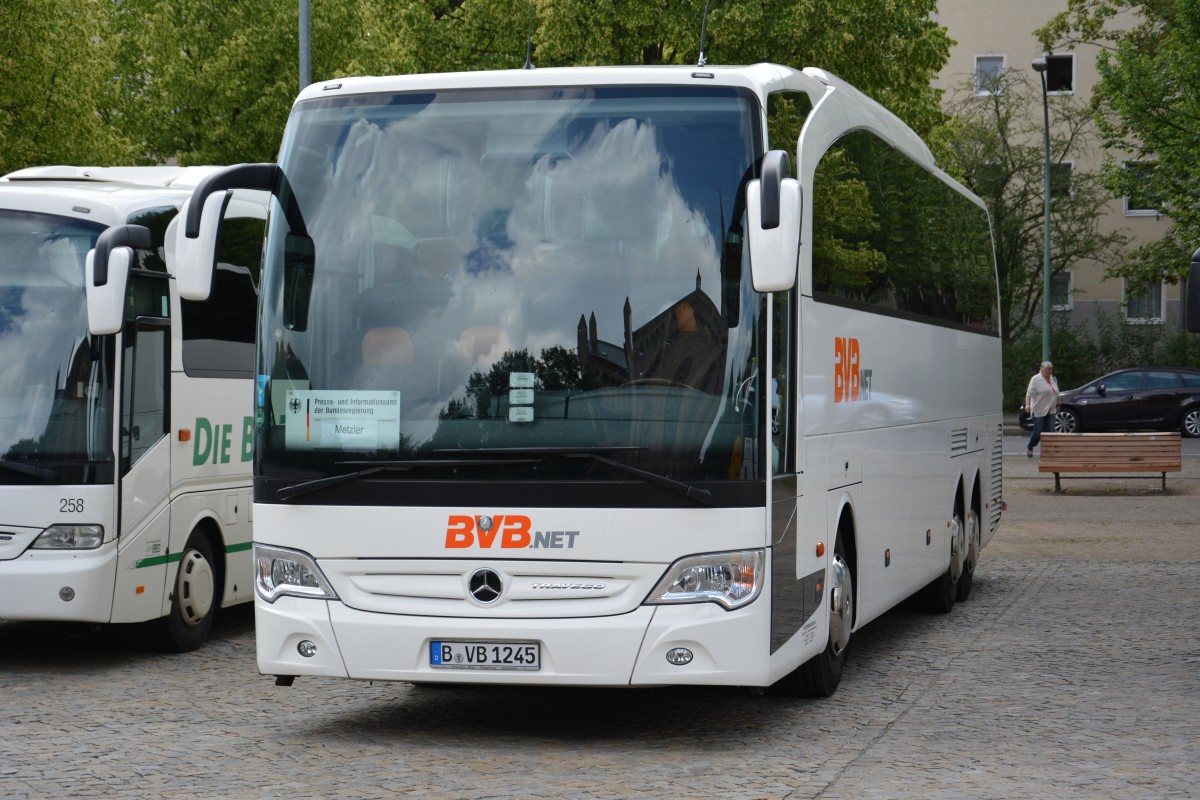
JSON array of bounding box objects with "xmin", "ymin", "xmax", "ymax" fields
[
  {"xmin": 0, "ymin": 166, "xmax": 225, "ymax": 227},
  {"xmin": 295, "ymin": 63, "xmax": 812, "ymax": 104}
]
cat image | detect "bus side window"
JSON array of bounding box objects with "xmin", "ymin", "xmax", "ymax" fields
[
  {"xmin": 121, "ymin": 322, "xmax": 168, "ymax": 473},
  {"xmin": 771, "ymin": 290, "xmax": 794, "ymax": 473}
]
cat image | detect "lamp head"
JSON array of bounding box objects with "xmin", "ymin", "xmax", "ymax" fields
[{"xmin": 1031, "ymin": 57, "xmax": 1048, "ymax": 72}]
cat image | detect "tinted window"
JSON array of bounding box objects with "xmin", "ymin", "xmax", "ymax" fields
[
  {"xmin": 1181, "ymin": 373, "xmax": 1200, "ymax": 388},
  {"xmin": 1146, "ymin": 371, "xmax": 1179, "ymax": 390},
  {"xmin": 811, "ymin": 130, "xmax": 998, "ymax": 335},
  {"xmin": 1103, "ymin": 372, "xmax": 1143, "ymax": 392}
]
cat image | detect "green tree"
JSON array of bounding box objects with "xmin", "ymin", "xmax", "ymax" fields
[
  {"xmin": 1038, "ymin": 0, "xmax": 1200, "ymax": 286},
  {"xmin": 941, "ymin": 71, "xmax": 1128, "ymax": 344},
  {"xmin": 0, "ymin": 0, "xmax": 135, "ymax": 174}
]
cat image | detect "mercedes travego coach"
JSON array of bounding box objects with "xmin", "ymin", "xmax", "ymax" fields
[
  {"xmin": 0, "ymin": 167, "xmax": 264, "ymax": 650},
  {"xmin": 174, "ymin": 63, "xmax": 1004, "ymax": 694}
]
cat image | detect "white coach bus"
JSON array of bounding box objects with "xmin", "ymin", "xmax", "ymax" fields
[
  {"xmin": 176, "ymin": 63, "xmax": 1003, "ymax": 694},
  {"xmin": 0, "ymin": 167, "xmax": 264, "ymax": 650}
]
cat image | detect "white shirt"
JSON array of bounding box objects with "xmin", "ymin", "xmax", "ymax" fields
[{"xmin": 1025, "ymin": 373, "xmax": 1059, "ymax": 417}]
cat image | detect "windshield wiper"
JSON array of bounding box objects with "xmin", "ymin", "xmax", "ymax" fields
[
  {"xmin": 0, "ymin": 459, "xmax": 58, "ymax": 481},
  {"xmin": 276, "ymin": 458, "xmax": 538, "ymax": 501},
  {"xmin": 442, "ymin": 447, "xmax": 712, "ymax": 505}
]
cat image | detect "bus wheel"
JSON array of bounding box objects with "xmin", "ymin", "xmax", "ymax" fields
[
  {"xmin": 955, "ymin": 510, "xmax": 981, "ymax": 603},
  {"xmin": 152, "ymin": 532, "xmax": 218, "ymax": 652},
  {"xmin": 922, "ymin": 512, "xmax": 962, "ymax": 613},
  {"xmin": 775, "ymin": 535, "xmax": 853, "ymax": 698}
]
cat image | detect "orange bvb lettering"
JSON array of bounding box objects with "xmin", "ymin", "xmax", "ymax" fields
[
  {"xmin": 834, "ymin": 337, "xmax": 861, "ymax": 403},
  {"xmin": 444, "ymin": 515, "xmax": 533, "ymax": 548}
]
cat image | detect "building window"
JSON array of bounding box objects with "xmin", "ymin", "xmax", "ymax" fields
[
  {"xmin": 1124, "ymin": 161, "xmax": 1159, "ymax": 216},
  {"xmin": 1050, "ymin": 271, "xmax": 1073, "ymax": 310},
  {"xmin": 1050, "ymin": 161, "xmax": 1073, "ymax": 202},
  {"xmin": 1125, "ymin": 280, "xmax": 1163, "ymax": 323},
  {"xmin": 974, "ymin": 55, "xmax": 1006, "ymax": 95},
  {"xmin": 1045, "ymin": 54, "xmax": 1074, "ymax": 94}
]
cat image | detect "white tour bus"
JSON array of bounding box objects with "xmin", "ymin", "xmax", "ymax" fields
[
  {"xmin": 0, "ymin": 166, "xmax": 264, "ymax": 651},
  {"xmin": 176, "ymin": 63, "xmax": 1003, "ymax": 694}
]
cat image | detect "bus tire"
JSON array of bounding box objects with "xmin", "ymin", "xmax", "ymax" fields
[
  {"xmin": 955, "ymin": 506, "xmax": 981, "ymax": 603},
  {"xmin": 922, "ymin": 507, "xmax": 963, "ymax": 613},
  {"xmin": 774, "ymin": 533, "xmax": 853, "ymax": 698},
  {"xmin": 152, "ymin": 530, "xmax": 219, "ymax": 652}
]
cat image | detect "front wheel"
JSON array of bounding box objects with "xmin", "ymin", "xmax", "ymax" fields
[
  {"xmin": 1054, "ymin": 409, "xmax": 1080, "ymax": 433},
  {"xmin": 151, "ymin": 531, "xmax": 219, "ymax": 652},
  {"xmin": 774, "ymin": 535, "xmax": 853, "ymax": 698},
  {"xmin": 1181, "ymin": 407, "xmax": 1200, "ymax": 438}
]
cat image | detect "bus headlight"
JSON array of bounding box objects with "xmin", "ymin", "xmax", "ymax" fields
[
  {"xmin": 645, "ymin": 549, "xmax": 764, "ymax": 610},
  {"xmin": 254, "ymin": 544, "xmax": 338, "ymax": 603},
  {"xmin": 31, "ymin": 524, "xmax": 104, "ymax": 549}
]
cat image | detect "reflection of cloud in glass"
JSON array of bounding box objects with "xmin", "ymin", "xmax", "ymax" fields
[
  {"xmin": 452, "ymin": 118, "xmax": 721, "ymax": 353},
  {"xmin": 0, "ymin": 288, "xmax": 82, "ymax": 452}
]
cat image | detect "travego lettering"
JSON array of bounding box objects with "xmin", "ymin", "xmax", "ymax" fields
[{"xmin": 193, "ymin": 416, "xmax": 254, "ymax": 466}]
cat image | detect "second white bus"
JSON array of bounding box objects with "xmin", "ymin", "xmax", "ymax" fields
[
  {"xmin": 175, "ymin": 63, "xmax": 1003, "ymax": 693},
  {"xmin": 0, "ymin": 167, "xmax": 264, "ymax": 650}
]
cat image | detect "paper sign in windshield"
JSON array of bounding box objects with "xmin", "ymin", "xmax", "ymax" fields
[{"xmin": 284, "ymin": 390, "xmax": 400, "ymax": 451}]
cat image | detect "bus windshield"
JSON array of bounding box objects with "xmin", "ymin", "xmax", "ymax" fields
[
  {"xmin": 0, "ymin": 210, "xmax": 114, "ymax": 485},
  {"xmin": 258, "ymin": 85, "xmax": 766, "ymax": 502}
]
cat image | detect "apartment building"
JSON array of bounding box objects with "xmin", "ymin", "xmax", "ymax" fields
[{"xmin": 936, "ymin": 0, "xmax": 1178, "ymax": 332}]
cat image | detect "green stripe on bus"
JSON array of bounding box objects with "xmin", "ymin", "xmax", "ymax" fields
[
  {"xmin": 134, "ymin": 541, "xmax": 251, "ymax": 569},
  {"xmin": 134, "ymin": 552, "xmax": 181, "ymax": 569}
]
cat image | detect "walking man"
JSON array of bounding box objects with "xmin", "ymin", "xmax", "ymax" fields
[{"xmin": 1025, "ymin": 360, "xmax": 1060, "ymax": 457}]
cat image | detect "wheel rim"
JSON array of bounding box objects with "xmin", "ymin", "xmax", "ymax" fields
[
  {"xmin": 948, "ymin": 513, "xmax": 966, "ymax": 582},
  {"xmin": 963, "ymin": 511, "xmax": 980, "ymax": 578},
  {"xmin": 1055, "ymin": 411, "xmax": 1077, "ymax": 433},
  {"xmin": 176, "ymin": 548, "xmax": 215, "ymax": 627},
  {"xmin": 828, "ymin": 553, "xmax": 853, "ymax": 657},
  {"xmin": 1184, "ymin": 409, "xmax": 1200, "ymax": 437}
]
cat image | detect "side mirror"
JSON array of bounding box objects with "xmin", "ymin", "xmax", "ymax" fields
[
  {"xmin": 1187, "ymin": 247, "xmax": 1200, "ymax": 333},
  {"xmin": 747, "ymin": 150, "xmax": 801, "ymax": 292},
  {"xmin": 173, "ymin": 193, "xmax": 230, "ymax": 300},
  {"xmin": 85, "ymin": 224, "xmax": 151, "ymax": 335},
  {"xmin": 1097, "ymin": 384, "xmax": 1107, "ymax": 397},
  {"xmin": 175, "ymin": 163, "xmax": 281, "ymax": 301},
  {"xmin": 282, "ymin": 233, "xmax": 316, "ymax": 332}
]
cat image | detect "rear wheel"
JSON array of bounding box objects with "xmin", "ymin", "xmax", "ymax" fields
[
  {"xmin": 955, "ymin": 509, "xmax": 981, "ymax": 602},
  {"xmin": 151, "ymin": 531, "xmax": 218, "ymax": 652},
  {"xmin": 1181, "ymin": 407, "xmax": 1200, "ymax": 438},
  {"xmin": 774, "ymin": 533, "xmax": 853, "ymax": 698},
  {"xmin": 922, "ymin": 510, "xmax": 963, "ymax": 613}
]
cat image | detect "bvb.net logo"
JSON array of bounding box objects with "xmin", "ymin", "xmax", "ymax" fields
[{"xmin": 834, "ymin": 337, "xmax": 872, "ymax": 403}]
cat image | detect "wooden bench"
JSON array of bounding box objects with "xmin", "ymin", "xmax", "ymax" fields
[{"xmin": 1038, "ymin": 432, "xmax": 1182, "ymax": 493}]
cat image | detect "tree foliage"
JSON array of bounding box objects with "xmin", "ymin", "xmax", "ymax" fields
[
  {"xmin": 0, "ymin": 0, "xmax": 136, "ymax": 174},
  {"xmin": 1038, "ymin": 0, "xmax": 1200, "ymax": 285},
  {"xmin": 941, "ymin": 71, "xmax": 1128, "ymax": 344}
]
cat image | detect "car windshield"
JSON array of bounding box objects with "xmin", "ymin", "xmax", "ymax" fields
[
  {"xmin": 0, "ymin": 210, "xmax": 114, "ymax": 484},
  {"xmin": 256, "ymin": 85, "xmax": 765, "ymax": 500}
]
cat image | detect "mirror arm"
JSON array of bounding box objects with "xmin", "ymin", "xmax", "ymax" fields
[{"xmin": 92, "ymin": 225, "xmax": 151, "ymax": 287}]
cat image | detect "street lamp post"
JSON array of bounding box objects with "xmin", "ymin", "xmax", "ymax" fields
[
  {"xmin": 1032, "ymin": 55, "xmax": 1052, "ymax": 363},
  {"xmin": 299, "ymin": 0, "xmax": 311, "ymax": 92}
]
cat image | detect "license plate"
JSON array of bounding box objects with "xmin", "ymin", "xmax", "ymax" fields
[{"xmin": 430, "ymin": 640, "xmax": 541, "ymax": 671}]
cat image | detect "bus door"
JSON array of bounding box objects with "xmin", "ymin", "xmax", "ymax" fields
[{"xmin": 112, "ymin": 308, "xmax": 173, "ymax": 622}]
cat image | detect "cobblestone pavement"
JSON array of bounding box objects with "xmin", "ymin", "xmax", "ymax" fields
[{"xmin": 2, "ymin": 463, "xmax": 1198, "ymax": 799}]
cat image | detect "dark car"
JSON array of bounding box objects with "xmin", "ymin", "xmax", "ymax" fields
[{"xmin": 1050, "ymin": 367, "xmax": 1200, "ymax": 437}]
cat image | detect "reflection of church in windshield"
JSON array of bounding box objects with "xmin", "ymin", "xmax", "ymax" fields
[{"xmin": 577, "ymin": 271, "xmax": 726, "ymax": 394}]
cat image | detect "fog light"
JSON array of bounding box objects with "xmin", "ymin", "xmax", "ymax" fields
[
  {"xmin": 665, "ymin": 647, "xmax": 693, "ymax": 666},
  {"xmin": 297, "ymin": 640, "xmax": 318, "ymax": 658},
  {"xmin": 59, "ymin": 587, "xmax": 75, "ymax": 602}
]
